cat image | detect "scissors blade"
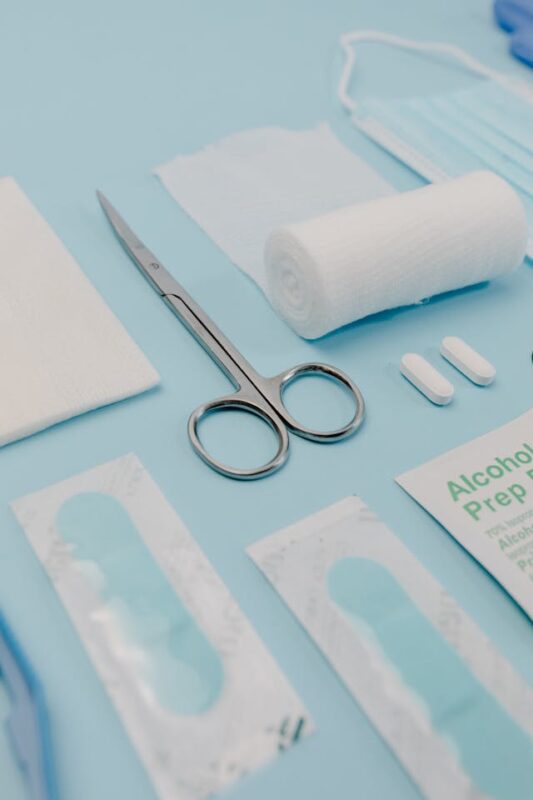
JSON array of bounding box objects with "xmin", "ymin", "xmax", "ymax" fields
[
  {"xmin": 96, "ymin": 191, "xmax": 182, "ymax": 297},
  {"xmin": 97, "ymin": 191, "xmax": 264, "ymax": 393}
]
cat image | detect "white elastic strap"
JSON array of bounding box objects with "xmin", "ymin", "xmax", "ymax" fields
[{"xmin": 337, "ymin": 30, "xmax": 533, "ymax": 113}]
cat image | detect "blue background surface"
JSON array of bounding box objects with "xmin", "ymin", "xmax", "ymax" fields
[{"xmin": 0, "ymin": 1, "xmax": 532, "ymax": 798}]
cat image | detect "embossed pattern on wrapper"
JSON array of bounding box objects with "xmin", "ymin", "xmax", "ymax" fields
[{"xmin": 11, "ymin": 454, "xmax": 312, "ymax": 800}]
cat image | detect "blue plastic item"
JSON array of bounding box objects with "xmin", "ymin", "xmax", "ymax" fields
[
  {"xmin": 494, "ymin": 0, "xmax": 533, "ymax": 66},
  {"xmin": 0, "ymin": 613, "xmax": 58, "ymax": 800}
]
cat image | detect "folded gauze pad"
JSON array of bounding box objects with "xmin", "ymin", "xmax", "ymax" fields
[
  {"xmin": 265, "ymin": 171, "xmax": 527, "ymax": 338},
  {"xmin": 0, "ymin": 178, "xmax": 159, "ymax": 445}
]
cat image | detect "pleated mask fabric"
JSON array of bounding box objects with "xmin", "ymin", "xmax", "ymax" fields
[{"xmin": 337, "ymin": 30, "xmax": 533, "ymax": 258}]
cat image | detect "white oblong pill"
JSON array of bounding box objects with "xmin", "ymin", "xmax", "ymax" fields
[
  {"xmin": 400, "ymin": 353, "xmax": 454, "ymax": 405},
  {"xmin": 440, "ymin": 336, "xmax": 495, "ymax": 386}
]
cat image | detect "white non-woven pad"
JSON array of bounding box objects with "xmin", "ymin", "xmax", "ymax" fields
[
  {"xmin": 0, "ymin": 178, "xmax": 159, "ymax": 446},
  {"xmin": 154, "ymin": 123, "xmax": 395, "ymax": 289}
]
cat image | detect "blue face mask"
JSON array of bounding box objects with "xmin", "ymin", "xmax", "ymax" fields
[{"xmin": 338, "ymin": 31, "xmax": 533, "ymax": 257}]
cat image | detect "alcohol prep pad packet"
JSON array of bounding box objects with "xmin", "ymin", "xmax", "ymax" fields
[{"xmin": 397, "ymin": 408, "xmax": 533, "ymax": 618}]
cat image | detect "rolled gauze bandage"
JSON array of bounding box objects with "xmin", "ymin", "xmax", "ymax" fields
[{"xmin": 265, "ymin": 170, "xmax": 527, "ymax": 338}]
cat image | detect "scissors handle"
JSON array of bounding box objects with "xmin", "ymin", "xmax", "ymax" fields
[
  {"xmin": 188, "ymin": 362, "xmax": 364, "ymax": 480},
  {"xmin": 264, "ymin": 362, "xmax": 365, "ymax": 442},
  {"xmin": 188, "ymin": 391, "xmax": 290, "ymax": 480}
]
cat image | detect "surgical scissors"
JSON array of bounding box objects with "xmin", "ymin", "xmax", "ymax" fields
[{"xmin": 97, "ymin": 193, "xmax": 365, "ymax": 480}]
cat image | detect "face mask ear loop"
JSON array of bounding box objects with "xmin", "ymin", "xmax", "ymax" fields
[{"xmin": 337, "ymin": 30, "xmax": 533, "ymax": 113}]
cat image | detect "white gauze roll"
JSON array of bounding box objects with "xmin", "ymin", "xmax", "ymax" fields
[{"xmin": 265, "ymin": 170, "xmax": 527, "ymax": 339}]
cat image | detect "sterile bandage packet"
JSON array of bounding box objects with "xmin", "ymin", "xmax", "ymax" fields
[
  {"xmin": 0, "ymin": 177, "xmax": 159, "ymax": 446},
  {"xmin": 11, "ymin": 455, "xmax": 312, "ymax": 800},
  {"xmin": 248, "ymin": 496, "xmax": 533, "ymax": 800},
  {"xmin": 397, "ymin": 408, "xmax": 533, "ymax": 619}
]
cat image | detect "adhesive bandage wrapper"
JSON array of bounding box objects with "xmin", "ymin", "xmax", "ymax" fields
[
  {"xmin": 248, "ymin": 497, "xmax": 533, "ymax": 800},
  {"xmin": 11, "ymin": 455, "xmax": 312, "ymax": 800},
  {"xmin": 265, "ymin": 171, "xmax": 527, "ymax": 338}
]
